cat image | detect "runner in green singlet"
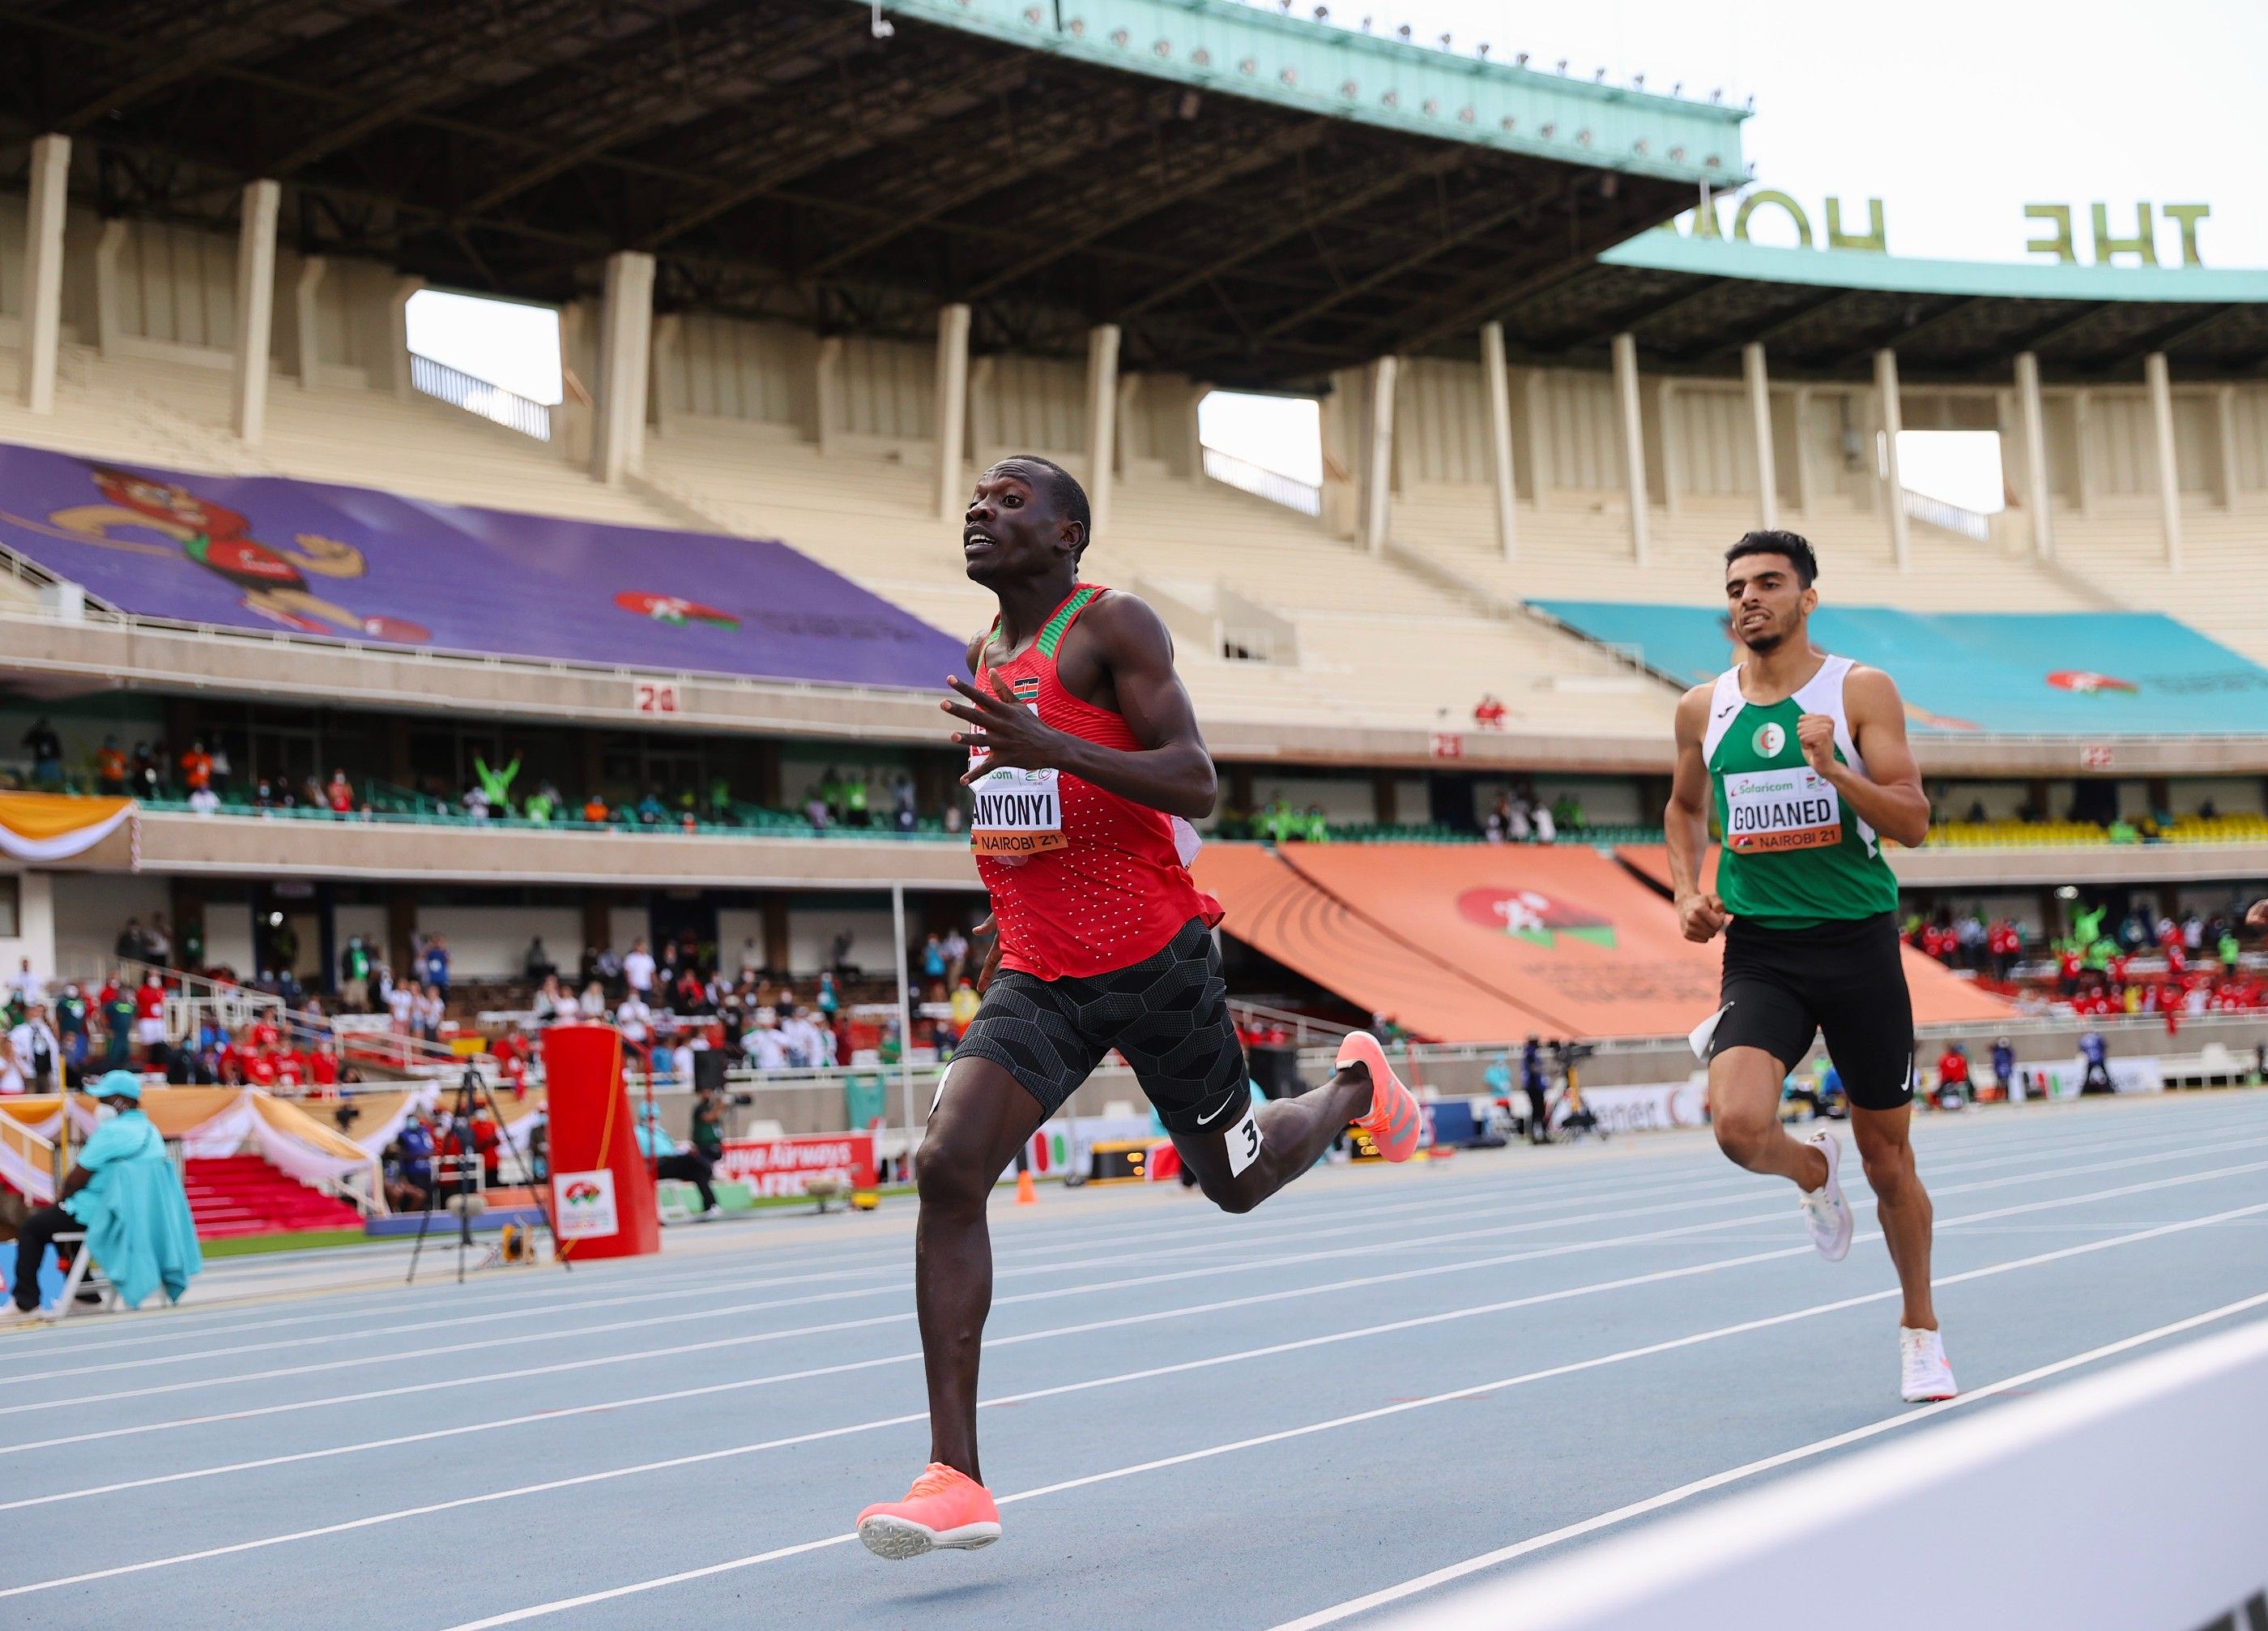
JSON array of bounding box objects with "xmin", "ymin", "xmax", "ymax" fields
[{"xmin": 1665, "ymin": 531, "xmax": 1956, "ymax": 1404}]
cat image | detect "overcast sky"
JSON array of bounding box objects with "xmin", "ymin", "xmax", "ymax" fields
[{"xmin": 1304, "ymin": 0, "xmax": 2267, "ymax": 266}]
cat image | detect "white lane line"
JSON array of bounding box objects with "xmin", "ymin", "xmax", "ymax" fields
[
  {"xmin": 0, "ymin": 1160, "xmax": 1782, "ymax": 1384},
  {"xmin": 4, "ymin": 1180, "xmax": 2258, "ymax": 1597},
  {"xmin": 7, "ymin": 1099, "xmax": 2234, "ymax": 1368},
  {"xmin": 1268, "ymin": 1290, "xmax": 2268, "ymax": 1629},
  {"xmin": 5, "ymin": 1140, "xmax": 2255, "ymax": 1459},
  {"xmin": 423, "ymin": 1210, "xmax": 2268, "ymax": 1631},
  {"xmin": 19, "ymin": 1163, "xmax": 2253, "ymax": 1511}
]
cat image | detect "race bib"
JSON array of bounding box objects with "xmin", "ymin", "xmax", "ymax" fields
[
  {"xmin": 968, "ymin": 690, "xmax": 1066, "ymax": 856},
  {"xmin": 1722, "ymin": 766, "xmax": 1842, "ymax": 853}
]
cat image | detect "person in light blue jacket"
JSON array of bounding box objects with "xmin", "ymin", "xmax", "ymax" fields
[{"xmin": 6, "ymin": 1070, "xmax": 200, "ymax": 1321}]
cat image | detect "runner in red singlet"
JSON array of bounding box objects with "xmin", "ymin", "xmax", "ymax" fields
[{"xmin": 854, "ymin": 456, "xmax": 1425, "ymax": 1561}]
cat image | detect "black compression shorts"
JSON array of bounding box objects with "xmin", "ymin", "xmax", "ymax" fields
[
  {"xmin": 949, "ymin": 916, "xmax": 1248, "ymax": 1132},
  {"xmin": 1711, "ymin": 911, "xmax": 1915, "ymax": 1111}
]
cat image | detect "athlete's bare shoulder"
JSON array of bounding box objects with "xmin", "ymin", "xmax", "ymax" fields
[
  {"xmin": 1840, "ymin": 662, "xmax": 1906, "ymax": 721},
  {"xmin": 1077, "ymin": 588, "xmax": 1172, "ymax": 650},
  {"xmin": 1672, "ymin": 680, "xmax": 1716, "ymax": 746}
]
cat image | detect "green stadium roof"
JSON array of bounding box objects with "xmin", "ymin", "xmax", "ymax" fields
[{"xmin": 1442, "ymin": 228, "xmax": 2268, "ymax": 382}]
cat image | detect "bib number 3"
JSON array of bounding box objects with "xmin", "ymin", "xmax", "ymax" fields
[{"xmin": 1224, "ymin": 1104, "xmax": 1264, "ymax": 1177}]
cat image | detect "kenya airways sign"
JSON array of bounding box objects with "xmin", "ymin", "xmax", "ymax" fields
[{"xmin": 716, "ymin": 1133, "xmax": 877, "ymax": 1198}]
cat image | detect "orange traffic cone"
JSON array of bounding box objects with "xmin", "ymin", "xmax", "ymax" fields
[{"xmin": 1015, "ymin": 1168, "xmax": 1037, "ymax": 1206}]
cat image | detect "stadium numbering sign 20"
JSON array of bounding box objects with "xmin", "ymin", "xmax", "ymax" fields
[{"xmin": 633, "ymin": 679, "xmax": 681, "ymax": 715}]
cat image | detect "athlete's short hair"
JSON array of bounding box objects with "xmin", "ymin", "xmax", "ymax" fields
[
  {"xmin": 992, "ymin": 455, "xmax": 1091, "ymax": 559},
  {"xmin": 1725, "ymin": 529, "xmax": 1818, "ymax": 588}
]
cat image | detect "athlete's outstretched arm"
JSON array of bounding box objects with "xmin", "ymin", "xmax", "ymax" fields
[
  {"xmin": 1665, "ymin": 685, "xmax": 1730, "ymax": 942},
  {"xmin": 944, "ymin": 596, "xmax": 1216, "ymax": 819},
  {"xmin": 1800, "ymin": 666, "xmax": 1929, "ymax": 848}
]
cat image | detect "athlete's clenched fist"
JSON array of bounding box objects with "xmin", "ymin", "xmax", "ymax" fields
[
  {"xmin": 1677, "ymin": 890, "xmax": 1734, "ymax": 943},
  {"xmin": 1795, "ymin": 711, "xmax": 1839, "ymax": 775}
]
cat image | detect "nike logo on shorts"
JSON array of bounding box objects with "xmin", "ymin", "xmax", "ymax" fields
[{"xmin": 1196, "ymin": 1094, "xmax": 1240, "ymax": 1127}]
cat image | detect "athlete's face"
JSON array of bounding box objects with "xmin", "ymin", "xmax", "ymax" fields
[
  {"xmin": 1723, "ymin": 553, "xmax": 1814, "ymax": 653},
  {"xmin": 962, "ymin": 464, "xmax": 1080, "ymax": 586}
]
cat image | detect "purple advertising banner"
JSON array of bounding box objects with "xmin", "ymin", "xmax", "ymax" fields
[{"xmin": 0, "ymin": 441, "xmax": 968, "ymax": 690}]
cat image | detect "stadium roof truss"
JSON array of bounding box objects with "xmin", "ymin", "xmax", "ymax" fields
[{"xmin": 0, "ymin": 0, "xmax": 1746, "ymax": 387}]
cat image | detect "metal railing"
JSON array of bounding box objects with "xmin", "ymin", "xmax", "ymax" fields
[
  {"xmin": 410, "ymin": 352, "xmax": 554, "ymax": 442},
  {"xmin": 1226, "ymin": 999, "xmax": 1354, "ymax": 1048},
  {"xmin": 1203, "ymin": 446, "xmax": 1322, "ymax": 516},
  {"xmin": 1903, "ymin": 489, "xmax": 1993, "ymax": 542}
]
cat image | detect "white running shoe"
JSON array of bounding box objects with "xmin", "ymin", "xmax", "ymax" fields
[
  {"xmin": 1797, "ymin": 1128, "xmax": 1852, "ymax": 1262},
  {"xmin": 1899, "ymin": 1326, "xmax": 1957, "ymax": 1402}
]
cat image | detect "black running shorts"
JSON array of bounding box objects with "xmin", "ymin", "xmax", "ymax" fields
[
  {"xmin": 1712, "ymin": 911, "xmax": 1914, "ymax": 1111},
  {"xmin": 950, "ymin": 916, "xmax": 1248, "ymax": 1132}
]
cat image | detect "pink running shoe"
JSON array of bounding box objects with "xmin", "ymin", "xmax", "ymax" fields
[
  {"xmin": 1337, "ymin": 1031, "xmax": 1422, "ymax": 1162},
  {"xmin": 856, "ymin": 1463, "xmax": 1002, "ymax": 1559}
]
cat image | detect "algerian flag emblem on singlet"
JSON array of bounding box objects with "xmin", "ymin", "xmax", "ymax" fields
[{"xmin": 1751, "ymin": 721, "xmax": 1785, "ymax": 758}]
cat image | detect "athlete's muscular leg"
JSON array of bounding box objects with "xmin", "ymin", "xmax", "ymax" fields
[
  {"xmin": 1850, "ymin": 1103, "xmax": 1936, "ymax": 1330},
  {"xmin": 1707, "ymin": 1046, "xmax": 1829, "ymax": 1189},
  {"xmin": 1173, "ymin": 1064, "xmax": 1374, "ymax": 1213},
  {"xmin": 913, "ymin": 1057, "xmax": 1048, "ymax": 1484}
]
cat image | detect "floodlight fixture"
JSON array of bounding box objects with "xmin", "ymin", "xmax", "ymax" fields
[{"xmin": 869, "ymin": 1, "xmax": 893, "ymax": 37}]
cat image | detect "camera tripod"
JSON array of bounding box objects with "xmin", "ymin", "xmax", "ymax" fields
[{"xmin": 407, "ymin": 1065, "xmax": 567, "ymax": 1284}]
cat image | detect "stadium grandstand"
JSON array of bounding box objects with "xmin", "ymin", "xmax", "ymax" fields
[{"xmin": 0, "ymin": 1, "xmax": 2262, "ymax": 1625}]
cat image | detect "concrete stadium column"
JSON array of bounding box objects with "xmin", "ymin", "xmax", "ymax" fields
[
  {"xmin": 647, "ymin": 312, "xmax": 680, "ymax": 438},
  {"xmin": 1742, "ymin": 343, "xmax": 1779, "ymax": 532},
  {"xmin": 2014, "ymin": 351, "xmax": 2054, "ymax": 558},
  {"xmin": 590, "ymin": 250, "xmax": 655, "ymax": 485},
  {"xmin": 387, "ymin": 275, "xmax": 423, "ymax": 402},
  {"xmin": 1874, "ymin": 348, "xmax": 1911, "ymax": 572},
  {"xmin": 932, "ymin": 302, "xmax": 971, "ymax": 521},
  {"xmin": 1362, "ymin": 354, "xmax": 1399, "ymax": 554},
  {"xmin": 1610, "ymin": 332, "xmax": 1649, "ymax": 566},
  {"xmin": 294, "ymin": 256, "xmax": 326, "ymax": 390},
  {"xmin": 1183, "ymin": 380, "xmax": 1209, "ymax": 485},
  {"xmin": 1790, "ymin": 386, "xmax": 1816, "ymax": 515},
  {"xmin": 2071, "ymin": 390, "xmax": 2095, "ymax": 516},
  {"xmin": 230, "ymin": 179, "xmax": 281, "ymax": 444},
  {"xmin": 93, "ymin": 220, "xmax": 129, "ymax": 359},
  {"xmin": 813, "ymin": 335, "xmax": 843, "ymax": 455},
  {"xmin": 1480, "ymin": 321, "xmax": 1518, "ymax": 562},
  {"xmin": 2144, "ymin": 351, "xmax": 2184, "ymax": 570},
  {"xmin": 19, "ymin": 134, "xmax": 70, "ymax": 413},
  {"xmin": 1085, "ymin": 322, "xmax": 1121, "ymax": 536},
  {"xmin": 2214, "ymin": 384, "xmax": 2240, "ymax": 510},
  {"xmin": 1523, "ymin": 369, "xmax": 1550, "ymax": 511},
  {"xmin": 1656, "ymin": 379, "xmax": 1683, "ymax": 518}
]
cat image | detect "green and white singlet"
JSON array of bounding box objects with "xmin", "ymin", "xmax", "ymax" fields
[{"xmin": 1703, "ymin": 654, "xmax": 1901, "ymax": 930}]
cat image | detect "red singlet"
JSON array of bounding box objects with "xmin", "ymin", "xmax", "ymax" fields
[{"xmin": 971, "ymin": 584, "xmax": 1221, "ymax": 982}]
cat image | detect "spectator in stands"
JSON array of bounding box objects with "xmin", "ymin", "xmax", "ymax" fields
[
  {"xmin": 6, "ymin": 1001, "xmax": 59, "ymax": 1094},
  {"xmin": 145, "ymin": 913, "xmax": 173, "ymax": 967},
  {"xmin": 53, "ymin": 983, "xmax": 87, "ymax": 1083},
  {"xmin": 1991, "ymin": 1037, "xmax": 2017, "ymax": 1100},
  {"xmin": 9, "ymin": 958, "xmax": 43, "ymax": 1010},
  {"xmin": 115, "ymin": 916, "xmax": 148, "ymax": 963},
  {"xmin": 188, "ymin": 784, "xmax": 220, "ymax": 815},
  {"xmin": 1532, "ymin": 799, "xmax": 1557, "ymax": 845},
  {"xmin": 129, "ymin": 741, "xmax": 160, "ymax": 798},
  {"xmin": 1552, "ymin": 792, "xmax": 1584, "ymax": 833},
  {"xmin": 5, "ymin": 1070, "xmax": 198, "ymax": 1325},
  {"xmin": 623, "ymin": 938, "xmax": 655, "ymax": 1002},
  {"xmin": 100, "ymin": 981, "xmax": 135, "ymax": 1070},
  {"xmin": 523, "ymin": 937, "xmax": 554, "ymax": 984},
  {"xmin": 474, "ymin": 753, "xmax": 520, "ymax": 818},
  {"xmin": 635, "ymin": 788, "xmax": 667, "ymax": 826},
  {"xmin": 578, "ymin": 980, "xmax": 606, "ymax": 1019},
  {"xmin": 616, "ymin": 988, "xmax": 653, "ymax": 1048},
  {"xmin": 894, "ymin": 772, "xmax": 919, "ymax": 832},
  {"xmin": 416, "ymin": 984, "xmax": 446, "ymax": 1044},
  {"xmin": 581, "ymin": 792, "xmax": 609, "ymax": 825},
  {"xmin": 21, "ymin": 717, "xmax": 62, "ymax": 787},
  {"xmin": 1485, "ymin": 794, "xmax": 1509, "ymax": 844},
  {"xmin": 634, "ymin": 1102, "xmax": 718, "ymax": 1219},
  {"xmin": 420, "ymin": 935, "xmax": 450, "ymax": 993},
  {"xmin": 919, "ymin": 934, "xmax": 947, "ymax": 998},
  {"xmin": 1472, "ymin": 694, "xmax": 1507, "ymax": 731},
  {"xmin": 180, "ymin": 741, "xmax": 212, "ymax": 796},
  {"xmin": 804, "ymin": 789, "xmax": 831, "ymax": 830},
  {"xmin": 948, "ymin": 976, "xmax": 980, "ymax": 1044},
  {"xmin": 941, "ymin": 799, "xmax": 964, "ymax": 835},
  {"xmin": 133, "ymin": 971, "xmax": 167, "ymax": 1062},
  {"xmin": 531, "ymin": 974, "xmax": 570, "ymax": 1026},
  {"xmin": 326, "ymin": 770, "xmax": 354, "ymax": 814},
  {"xmin": 690, "ymin": 1085, "xmax": 726, "ymax": 1166},
  {"xmin": 744, "ymin": 1009, "xmax": 788, "ymax": 1073},
  {"xmin": 525, "ymin": 781, "xmax": 560, "ymax": 823},
  {"xmin": 94, "ymin": 736, "xmax": 127, "ymax": 796}
]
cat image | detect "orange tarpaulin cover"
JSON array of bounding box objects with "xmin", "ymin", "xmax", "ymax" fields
[
  {"xmin": 1194, "ymin": 842, "xmax": 2010, "ymax": 1044},
  {"xmin": 1614, "ymin": 844, "xmax": 2011, "ymax": 1025}
]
